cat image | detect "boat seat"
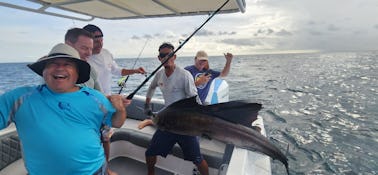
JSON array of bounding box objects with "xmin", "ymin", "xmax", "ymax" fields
[
  {"xmin": 0, "ymin": 134, "xmax": 22, "ymax": 170},
  {"xmin": 0, "ymin": 159, "xmax": 26, "ymax": 175},
  {"xmin": 110, "ymin": 128, "xmax": 224, "ymax": 169},
  {"xmin": 0, "ymin": 133, "xmax": 26, "ymax": 175}
]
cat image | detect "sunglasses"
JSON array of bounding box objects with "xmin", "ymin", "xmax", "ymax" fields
[
  {"xmin": 158, "ymin": 52, "xmax": 173, "ymax": 58},
  {"xmin": 94, "ymin": 34, "xmax": 103, "ymax": 38}
]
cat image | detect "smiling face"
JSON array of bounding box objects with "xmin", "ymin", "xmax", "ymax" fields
[
  {"xmin": 67, "ymin": 35, "xmax": 93, "ymax": 61},
  {"xmin": 42, "ymin": 58, "xmax": 79, "ymax": 93},
  {"xmin": 194, "ymin": 57, "xmax": 208, "ymax": 71}
]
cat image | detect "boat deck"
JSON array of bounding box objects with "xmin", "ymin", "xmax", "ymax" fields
[
  {"xmin": 108, "ymin": 118, "xmax": 229, "ymax": 175},
  {"xmin": 0, "ymin": 155, "xmax": 174, "ymax": 175},
  {"xmin": 109, "ymin": 157, "xmax": 173, "ymax": 175}
]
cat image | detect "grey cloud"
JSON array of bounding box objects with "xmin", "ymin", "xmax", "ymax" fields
[
  {"xmin": 276, "ymin": 29, "xmax": 292, "ymax": 36},
  {"xmin": 131, "ymin": 35, "xmax": 140, "ymax": 40},
  {"xmin": 131, "ymin": 34, "xmax": 153, "ymax": 40},
  {"xmin": 374, "ymin": 24, "xmax": 378, "ymax": 29},
  {"xmin": 218, "ymin": 31, "xmax": 237, "ymax": 36},
  {"xmin": 307, "ymin": 21, "xmax": 316, "ymax": 25},
  {"xmin": 166, "ymin": 34, "xmax": 176, "ymax": 38},
  {"xmin": 327, "ymin": 24, "xmax": 340, "ymax": 31},
  {"xmin": 196, "ymin": 29, "xmax": 215, "ymax": 36},
  {"xmin": 194, "ymin": 29, "xmax": 237, "ymax": 37},
  {"xmin": 254, "ymin": 28, "xmax": 275, "ymax": 36},
  {"xmin": 267, "ymin": 28, "xmax": 274, "ymax": 35},
  {"xmin": 353, "ymin": 30, "xmax": 362, "ymax": 35},
  {"xmin": 143, "ymin": 34, "xmax": 153, "ymax": 39},
  {"xmin": 218, "ymin": 31, "xmax": 227, "ymax": 35},
  {"xmin": 220, "ymin": 38, "xmax": 262, "ymax": 47},
  {"xmin": 131, "ymin": 33, "xmax": 169, "ymax": 39},
  {"xmin": 309, "ymin": 30, "xmax": 323, "ymax": 36}
]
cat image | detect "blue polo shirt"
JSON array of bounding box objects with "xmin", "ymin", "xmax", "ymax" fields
[
  {"xmin": 0, "ymin": 85, "xmax": 115, "ymax": 175},
  {"xmin": 184, "ymin": 65, "xmax": 220, "ymax": 103}
]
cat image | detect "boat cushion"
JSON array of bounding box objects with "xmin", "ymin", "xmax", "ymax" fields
[
  {"xmin": 0, "ymin": 134, "xmax": 22, "ymax": 170},
  {"xmin": 0, "ymin": 133, "xmax": 26, "ymax": 175}
]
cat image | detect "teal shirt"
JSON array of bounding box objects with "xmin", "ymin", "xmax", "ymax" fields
[{"xmin": 0, "ymin": 85, "xmax": 115, "ymax": 175}]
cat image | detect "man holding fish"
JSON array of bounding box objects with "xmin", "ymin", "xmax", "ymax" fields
[{"xmin": 140, "ymin": 42, "xmax": 209, "ymax": 175}]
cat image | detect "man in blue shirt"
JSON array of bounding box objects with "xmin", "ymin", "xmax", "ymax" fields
[
  {"xmin": 185, "ymin": 50, "xmax": 233, "ymax": 104},
  {"xmin": 0, "ymin": 43, "xmax": 130, "ymax": 175}
]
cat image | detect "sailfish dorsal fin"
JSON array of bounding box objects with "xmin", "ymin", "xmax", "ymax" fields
[{"xmin": 168, "ymin": 96, "xmax": 200, "ymax": 108}]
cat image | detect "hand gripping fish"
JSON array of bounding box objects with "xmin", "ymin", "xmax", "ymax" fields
[{"xmin": 151, "ymin": 96, "xmax": 289, "ymax": 174}]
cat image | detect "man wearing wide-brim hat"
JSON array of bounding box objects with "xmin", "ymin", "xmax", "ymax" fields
[{"xmin": 0, "ymin": 43, "xmax": 130, "ymax": 175}]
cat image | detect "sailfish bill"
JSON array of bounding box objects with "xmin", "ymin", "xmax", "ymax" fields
[{"xmin": 152, "ymin": 96, "xmax": 289, "ymax": 174}]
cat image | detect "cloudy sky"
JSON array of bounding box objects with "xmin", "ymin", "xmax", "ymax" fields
[{"xmin": 0, "ymin": 0, "xmax": 377, "ymax": 63}]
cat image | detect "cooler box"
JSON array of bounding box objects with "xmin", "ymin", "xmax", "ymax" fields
[{"xmin": 204, "ymin": 78, "xmax": 229, "ymax": 104}]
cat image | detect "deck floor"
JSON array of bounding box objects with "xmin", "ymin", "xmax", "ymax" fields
[{"xmin": 109, "ymin": 157, "xmax": 174, "ymax": 175}]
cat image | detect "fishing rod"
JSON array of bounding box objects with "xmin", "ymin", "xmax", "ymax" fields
[
  {"xmin": 126, "ymin": 0, "xmax": 230, "ymax": 99},
  {"xmin": 118, "ymin": 38, "xmax": 149, "ymax": 94}
]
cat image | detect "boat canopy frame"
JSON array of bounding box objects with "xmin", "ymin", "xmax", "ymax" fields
[{"xmin": 0, "ymin": 0, "xmax": 245, "ymax": 21}]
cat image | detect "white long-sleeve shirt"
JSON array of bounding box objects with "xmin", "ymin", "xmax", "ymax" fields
[{"xmin": 88, "ymin": 48, "xmax": 122, "ymax": 95}]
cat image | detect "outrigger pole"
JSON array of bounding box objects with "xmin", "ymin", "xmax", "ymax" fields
[
  {"xmin": 118, "ymin": 38, "xmax": 149, "ymax": 94},
  {"xmin": 126, "ymin": 0, "xmax": 230, "ymax": 99}
]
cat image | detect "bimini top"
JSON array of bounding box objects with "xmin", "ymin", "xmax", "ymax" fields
[{"xmin": 0, "ymin": 0, "xmax": 246, "ymax": 21}]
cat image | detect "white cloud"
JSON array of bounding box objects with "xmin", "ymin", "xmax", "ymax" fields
[{"xmin": 0, "ymin": 0, "xmax": 377, "ymax": 62}]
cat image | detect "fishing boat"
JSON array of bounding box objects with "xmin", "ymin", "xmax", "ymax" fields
[
  {"xmin": 0, "ymin": 94, "xmax": 271, "ymax": 175},
  {"xmin": 0, "ymin": 0, "xmax": 275, "ymax": 174},
  {"xmin": 0, "ymin": 80, "xmax": 272, "ymax": 175}
]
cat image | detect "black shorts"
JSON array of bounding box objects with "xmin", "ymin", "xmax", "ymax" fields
[{"xmin": 145, "ymin": 129, "xmax": 203, "ymax": 164}]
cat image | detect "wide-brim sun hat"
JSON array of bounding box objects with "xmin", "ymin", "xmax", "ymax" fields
[
  {"xmin": 196, "ymin": 50, "xmax": 208, "ymax": 61},
  {"xmin": 27, "ymin": 43, "xmax": 90, "ymax": 84}
]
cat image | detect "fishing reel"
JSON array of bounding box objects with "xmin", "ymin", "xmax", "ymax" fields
[
  {"xmin": 117, "ymin": 73, "xmax": 149, "ymax": 88},
  {"xmin": 117, "ymin": 76, "xmax": 127, "ymax": 87}
]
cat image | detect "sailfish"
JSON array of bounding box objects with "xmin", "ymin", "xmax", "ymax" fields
[{"xmin": 151, "ymin": 96, "xmax": 289, "ymax": 174}]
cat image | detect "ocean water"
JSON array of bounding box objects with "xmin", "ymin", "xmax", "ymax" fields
[{"xmin": 0, "ymin": 51, "xmax": 377, "ymax": 174}]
